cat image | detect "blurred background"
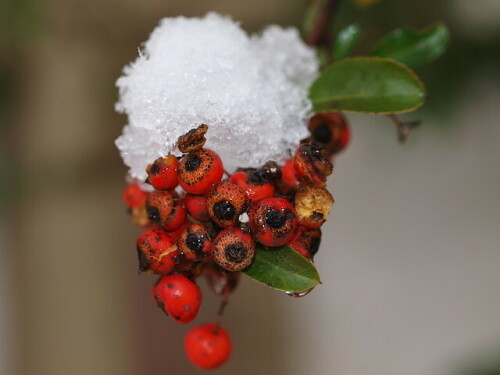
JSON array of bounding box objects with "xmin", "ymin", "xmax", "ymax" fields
[{"xmin": 1, "ymin": 0, "xmax": 500, "ymax": 374}]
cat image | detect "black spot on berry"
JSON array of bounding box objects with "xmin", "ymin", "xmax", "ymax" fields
[
  {"xmin": 146, "ymin": 206, "xmax": 161, "ymax": 224},
  {"xmin": 224, "ymin": 243, "xmax": 248, "ymax": 264},
  {"xmin": 186, "ymin": 232, "xmax": 205, "ymax": 254},
  {"xmin": 309, "ymin": 238, "xmax": 321, "ymax": 256},
  {"xmin": 167, "ymin": 283, "xmax": 174, "ymax": 289},
  {"xmin": 137, "ymin": 247, "xmax": 150, "ymax": 273},
  {"xmin": 266, "ymin": 209, "xmax": 287, "ymax": 229},
  {"xmin": 150, "ymin": 163, "xmax": 161, "ymax": 175},
  {"xmin": 312, "ymin": 123, "xmax": 332, "ymax": 144},
  {"xmin": 213, "ymin": 200, "xmax": 235, "ymax": 221},
  {"xmin": 185, "ymin": 154, "xmax": 201, "ymax": 171}
]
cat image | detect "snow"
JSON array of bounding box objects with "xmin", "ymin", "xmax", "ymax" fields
[{"xmin": 115, "ymin": 13, "xmax": 319, "ymax": 180}]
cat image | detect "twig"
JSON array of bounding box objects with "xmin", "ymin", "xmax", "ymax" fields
[
  {"xmin": 306, "ymin": 0, "xmax": 341, "ymax": 51},
  {"xmin": 386, "ymin": 114, "xmax": 422, "ymax": 143}
]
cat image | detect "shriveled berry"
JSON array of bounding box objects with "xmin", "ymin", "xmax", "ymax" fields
[
  {"xmin": 152, "ymin": 273, "xmax": 202, "ymax": 324},
  {"xmin": 184, "ymin": 194, "xmax": 210, "ymax": 222},
  {"xmin": 123, "ymin": 182, "xmax": 148, "ymax": 208},
  {"xmin": 293, "ymin": 142, "xmax": 333, "ymax": 184},
  {"xmin": 177, "ymin": 223, "xmax": 213, "ymax": 260},
  {"xmin": 136, "ymin": 228, "xmax": 178, "ymax": 274},
  {"xmin": 177, "ymin": 124, "xmax": 208, "ymax": 153},
  {"xmin": 178, "ymin": 149, "xmax": 224, "ymax": 195},
  {"xmin": 249, "ymin": 197, "xmax": 299, "ymax": 247},
  {"xmin": 212, "ymin": 228, "xmax": 255, "ymax": 272},
  {"xmin": 185, "ymin": 323, "xmax": 232, "ymax": 370},
  {"xmin": 146, "ymin": 190, "xmax": 186, "ymax": 231},
  {"xmin": 207, "ymin": 182, "xmax": 248, "ymax": 228},
  {"xmin": 281, "ymin": 158, "xmax": 300, "ymax": 187},
  {"xmin": 294, "ymin": 185, "xmax": 334, "ymax": 229},
  {"xmin": 308, "ymin": 112, "xmax": 350, "ymax": 156},
  {"xmin": 146, "ymin": 154, "xmax": 179, "ymax": 190},
  {"xmin": 229, "ymin": 170, "xmax": 275, "ymax": 202}
]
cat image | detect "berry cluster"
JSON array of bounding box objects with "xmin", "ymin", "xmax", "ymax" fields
[{"xmin": 122, "ymin": 112, "xmax": 349, "ymax": 370}]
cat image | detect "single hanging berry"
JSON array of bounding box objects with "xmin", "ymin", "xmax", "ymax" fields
[{"xmin": 185, "ymin": 323, "xmax": 232, "ymax": 370}]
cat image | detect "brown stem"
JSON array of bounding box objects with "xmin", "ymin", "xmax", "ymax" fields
[
  {"xmin": 386, "ymin": 114, "xmax": 422, "ymax": 143},
  {"xmin": 306, "ymin": 0, "xmax": 341, "ymax": 50},
  {"xmin": 214, "ymin": 292, "xmax": 230, "ymax": 334}
]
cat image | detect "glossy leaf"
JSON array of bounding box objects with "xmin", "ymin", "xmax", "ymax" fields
[
  {"xmin": 243, "ymin": 245, "xmax": 320, "ymax": 293},
  {"xmin": 309, "ymin": 57, "xmax": 426, "ymax": 114},
  {"xmin": 333, "ymin": 24, "xmax": 362, "ymax": 59},
  {"xmin": 371, "ymin": 23, "xmax": 450, "ymax": 68}
]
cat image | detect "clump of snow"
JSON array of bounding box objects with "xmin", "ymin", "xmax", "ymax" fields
[{"xmin": 115, "ymin": 12, "xmax": 319, "ymax": 180}]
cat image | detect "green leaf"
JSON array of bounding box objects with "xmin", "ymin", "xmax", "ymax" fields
[
  {"xmin": 303, "ymin": 0, "xmax": 325, "ymax": 36},
  {"xmin": 333, "ymin": 24, "xmax": 362, "ymax": 59},
  {"xmin": 243, "ymin": 245, "xmax": 320, "ymax": 293},
  {"xmin": 371, "ymin": 23, "xmax": 450, "ymax": 68},
  {"xmin": 309, "ymin": 57, "xmax": 426, "ymax": 114}
]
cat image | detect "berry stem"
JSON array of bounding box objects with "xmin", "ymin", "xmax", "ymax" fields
[
  {"xmin": 214, "ymin": 292, "xmax": 230, "ymax": 334},
  {"xmin": 386, "ymin": 114, "xmax": 422, "ymax": 143}
]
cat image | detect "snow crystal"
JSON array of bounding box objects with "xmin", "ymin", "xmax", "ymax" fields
[{"xmin": 115, "ymin": 12, "xmax": 319, "ymax": 180}]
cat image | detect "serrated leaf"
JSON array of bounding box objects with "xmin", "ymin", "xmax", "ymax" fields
[
  {"xmin": 371, "ymin": 23, "xmax": 450, "ymax": 68},
  {"xmin": 333, "ymin": 24, "xmax": 362, "ymax": 59},
  {"xmin": 309, "ymin": 57, "xmax": 426, "ymax": 114},
  {"xmin": 243, "ymin": 245, "xmax": 320, "ymax": 293}
]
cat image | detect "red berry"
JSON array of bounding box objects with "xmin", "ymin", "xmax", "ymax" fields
[
  {"xmin": 293, "ymin": 142, "xmax": 333, "ymax": 184},
  {"xmin": 207, "ymin": 182, "xmax": 248, "ymax": 228},
  {"xmin": 248, "ymin": 197, "xmax": 299, "ymax": 247},
  {"xmin": 289, "ymin": 227, "xmax": 322, "ymax": 259},
  {"xmin": 229, "ymin": 170, "xmax": 275, "ymax": 202},
  {"xmin": 212, "ymin": 228, "xmax": 255, "ymax": 272},
  {"xmin": 146, "ymin": 190, "xmax": 186, "ymax": 231},
  {"xmin": 146, "ymin": 154, "xmax": 179, "ymax": 190},
  {"xmin": 308, "ymin": 112, "xmax": 350, "ymax": 156},
  {"xmin": 281, "ymin": 159, "xmax": 300, "ymax": 188},
  {"xmin": 122, "ymin": 182, "xmax": 148, "ymax": 208},
  {"xmin": 178, "ymin": 149, "xmax": 224, "ymax": 194},
  {"xmin": 136, "ymin": 228, "xmax": 178, "ymax": 274},
  {"xmin": 184, "ymin": 194, "xmax": 210, "ymax": 222},
  {"xmin": 185, "ymin": 323, "xmax": 232, "ymax": 370},
  {"xmin": 177, "ymin": 223, "xmax": 213, "ymax": 260},
  {"xmin": 152, "ymin": 273, "xmax": 202, "ymax": 324}
]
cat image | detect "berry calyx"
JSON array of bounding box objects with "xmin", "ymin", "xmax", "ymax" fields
[
  {"xmin": 177, "ymin": 223, "xmax": 213, "ymax": 260},
  {"xmin": 207, "ymin": 182, "xmax": 248, "ymax": 228},
  {"xmin": 146, "ymin": 154, "xmax": 179, "ymax": 190},
  {"xmin": 136, "ymin": 228, "xmax": 178, "ymax": 274},
  {"xmin": 178, "ymin": 149, "xmax": 224, "ymax": 195},
  {"xmin": 212, "ymin": 228, "xmax": 255, "ymax": 272},
  {"xmin": 123, "ymin": 182, "xmax": 148, "ymax": 208},
  {"xmin": 229, "ymin": 169, "xmax": 275, "ymax": 202},
  {"xmin": 293, "ymin": 142, "xmax": 333, "ymax": 184},
  {"xmin": 184, "ymin": 194, "xmax": 210, "ymax": 222},
  {"xmin": 294, "ymin": 185, "xmax": 334, "ymax": 229},
  {"xmin": 249, "ymin": 197, "xmax": 299, "ymax": 247},
  {"xmin": 308, "ymin": 112, "xmax": 350, "ymax": 156},
  {"xmin": 146, "ymin": 190, "xmax": 186, "ymax": 231},
  {"xmin": 185, "ymin": 323, "xmax": 232, "ymax": 370},
  {"xmin": 152, "ymin": 273, "xmax": 202, "ymax": 324}
]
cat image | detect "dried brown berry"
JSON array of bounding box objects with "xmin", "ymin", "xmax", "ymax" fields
[
  {"xmin": 294, "ymin": 185, "xmax": 334, "ymax": 229},
  {"xmin": 177, "ymin": 124, "xmax": 208, "ymax": 153}
]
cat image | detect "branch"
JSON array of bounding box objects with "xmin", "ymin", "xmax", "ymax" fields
[{"xmin": 306, "ymin": 0, "xmax": 341, "ymax": 49}]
